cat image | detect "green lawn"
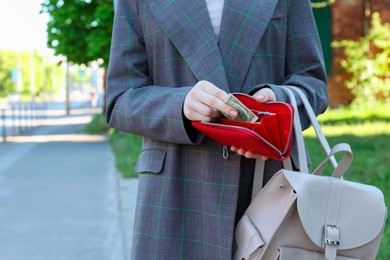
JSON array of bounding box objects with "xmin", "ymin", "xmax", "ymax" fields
[
  {"xmin": 108, "ymin": 129, "xmax": 142, "ymax": 179},
  {"xmin": 86, "ymin": 104, "xmax": 390, "ymax": 258}
]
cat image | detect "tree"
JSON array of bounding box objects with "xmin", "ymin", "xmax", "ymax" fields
[
  {"xmin": 41, "ymin": 0, "xmax": 114, "ymax": 109},
  {"xmin": 0, "ymin": 50, "xmax": 62, "ymax": 98},
  {"xmin": 0, "ymin": 50, "xmax": 17, "ymax": 95}
]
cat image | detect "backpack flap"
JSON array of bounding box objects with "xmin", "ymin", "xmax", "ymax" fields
[{"xmin": 283, "ymin": 170, "xmax": 387, "ymax": 251}]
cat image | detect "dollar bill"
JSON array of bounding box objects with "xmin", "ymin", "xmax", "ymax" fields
[{"xmin": 222, "ymin": 94, "xmax": 259, "ymax": 123}]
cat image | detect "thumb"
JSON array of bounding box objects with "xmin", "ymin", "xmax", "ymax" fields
[{"xmin": 253, "ymin": 88, "xmax": 276, "ymax": 103}]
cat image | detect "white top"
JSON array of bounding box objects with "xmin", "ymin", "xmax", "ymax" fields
[{"xmin": 205, "ymin": 0, "xmax": 225, "ymax": 36}]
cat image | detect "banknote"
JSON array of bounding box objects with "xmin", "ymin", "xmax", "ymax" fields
[{"xmin": 222, "ymin": 94, "xmax": 258, "ymax": 123}]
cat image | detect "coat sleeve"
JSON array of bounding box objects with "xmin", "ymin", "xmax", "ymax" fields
[
  {"xmin": 105, "ymin": 0, "xmax": 199, "ymax": 144},
  {"xmin": 251, "ymin": 0, "xmax": 328, "ymax": 130}
]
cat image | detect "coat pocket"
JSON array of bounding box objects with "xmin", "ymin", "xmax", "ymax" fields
[{"xmin": 135, "ymin": 149, "xmax": 166, "ymax": 174}]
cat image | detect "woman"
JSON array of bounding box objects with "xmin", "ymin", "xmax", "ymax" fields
[{"xmin": 106, "ymin": 0, "xmax": 328, "ymax": 258}]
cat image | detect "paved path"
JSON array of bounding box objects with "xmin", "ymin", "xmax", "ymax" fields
[{"xmin": 0, "ymin": 107, "xmax": 137, "ymax": 260}]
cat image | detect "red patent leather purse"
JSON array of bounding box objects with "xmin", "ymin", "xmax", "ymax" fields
[{"xmin": 192, "ymin": 93, "xmax": 294, "ymax": 161}]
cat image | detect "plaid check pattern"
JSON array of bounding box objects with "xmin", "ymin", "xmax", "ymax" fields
[{"xmin": 106, "ymin": 0, "xmax": 327, "ymax": 258}]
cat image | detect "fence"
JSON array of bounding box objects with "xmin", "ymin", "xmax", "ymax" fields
[{"xmin": 1, "ymin": 102, "xmax": 47, "ymax": 142}]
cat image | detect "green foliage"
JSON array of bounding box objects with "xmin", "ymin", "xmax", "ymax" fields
[
  {"xmin": 0, "ymin": 50, "xmax": 16, "ymax": 94},
  {"xmin": 41, "ymin": 0, "xmax": 114, "ymax": 67},
  {"xmin": 0, "ymin": 49, "xmax": 63, "ymax": 97},
  {"xmin": 109, "ymin": 129, "xmax": 142, "ymax": 179},
  {"xmin": 86, "ymin": 1, "xmax": 114, "ymax": 66},
  {"xmin": 332, "ymin": 12, "xmax": 390, "ymax": 107},
  {"xmin": 84, "ymin": 113, "xmax": 110, "ymax": 134}
]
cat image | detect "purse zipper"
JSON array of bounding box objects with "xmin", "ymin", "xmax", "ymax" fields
[
  {"xmin": 223, "ymin": 145, "xmax": 229, "ymax": 160},
  {"xmin": 208, "ymin": 122, "xmax": 280, "ymax": 155},
  {"xmin": 203, "ymin": 115, "xmax": 291, "ymax": 158}
]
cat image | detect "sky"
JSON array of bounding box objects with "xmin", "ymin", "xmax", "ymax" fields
[{"xmin": 0, "ymin": 0, "xmax": 49, "ymax": 52}]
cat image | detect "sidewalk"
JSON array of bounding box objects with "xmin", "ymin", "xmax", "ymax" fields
[{"xmin": 0, "ymin": 106, "xmax": 137, "ymax": 260}]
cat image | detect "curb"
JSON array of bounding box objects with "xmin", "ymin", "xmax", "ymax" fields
[{"xmin": 116, "ymin": 173, "xmax": 138, "ymax": 259}]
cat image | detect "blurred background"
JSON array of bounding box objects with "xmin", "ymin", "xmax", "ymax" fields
[
  {"xmin": 0, "ymin": 0, "xmax": 108, "ymax": 111},
  {"xmin": 0, "ymin": 0, "xmax": 389, "ymax": 259}
]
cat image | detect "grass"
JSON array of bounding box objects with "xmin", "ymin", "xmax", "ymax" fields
[
  {"xmin": 84, "ymin": 112, "xmax": 110, "ymax": 134},
  {"xmin": 85, "ymin": 105, "xmax": 390, "ymax": 258},
  {"xmin": 108, "ymin": 129, "xmax": 142, "ymax": 179}
]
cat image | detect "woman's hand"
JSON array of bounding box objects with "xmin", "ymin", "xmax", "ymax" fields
[
  {"xmin": 230, "ymin": 147, "xmax": 268, "ymax": 160},
  {"xmin": 252, "ymin": 87, "xmax": 276, "ymax": 103},
  {"xmin": 231, "ymin": 87, "xmax": 276, "ymax": 159},
  {"xmin": 184, "ymin": 80, "xmax": 238, "ymax": 122}
]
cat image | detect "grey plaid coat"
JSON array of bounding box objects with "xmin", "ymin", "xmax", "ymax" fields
[{"xmin": 106, "ymin": 0, "xmax": 328, "ymax": 259}]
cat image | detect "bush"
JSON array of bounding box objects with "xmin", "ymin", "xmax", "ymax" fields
[
  {"xmin": 109, "ymin": 129, "xmax": 142, "ymax": 178},
  {"xmin": 332, "ymin": 12, "xmax": 390, "ymax": 107},
  {"xmin": 84, "ymin": 113, "xmax": 110, "ymax": 134}
]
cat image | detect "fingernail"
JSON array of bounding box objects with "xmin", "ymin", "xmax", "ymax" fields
[{"xmin": 229, "ymin": 110, "xmax": 238, "ymax": 117}]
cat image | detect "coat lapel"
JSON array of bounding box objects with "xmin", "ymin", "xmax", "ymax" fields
[
  {"xmin": 149, "ymin": 0, "xmax": 229, "ymax": 92},
  {"xmin": 218, "ymin": 0, "xmax": 280, "ymax": 91}
]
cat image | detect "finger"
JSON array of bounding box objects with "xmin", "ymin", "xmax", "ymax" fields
[
  {"xmin": 198, "ymin": 81, "xmax": 229, "ymax": 101},
  {"xmin": 235, "ymin": 148, "xmax": 246, "ymax": 156},
  {"xmin": 230, "ymin": 146, "xmax": 239, "ymax": 152},
  {"xmin": 193, "ymin": 93, "xmax": 225, "ymax": 119},
  {"xmin": 194, "ymin": 104, "xmax": 221, "ymax": 121},
  {"xmin": 185, "ymin": 102, "xmax": 220, "ymax": 121},
  {"xmin": 207, "ymin": 94, "xmax": 238, "ymax": 119},
  {"xmin": 231, "ymin": 147, "xmax": 263, "ymax": 159},
  {"xmin": 253, "ymin": 88, "xmax": 276, "ymax": 103},
  {"xmin": 244, "ymin": 150, "xmax": 262, "ymax": 159},
  {"xmin": 184, "ymin": 83, "xmax": 219, "ymax": 121},
  {"xmin": 197, "ymin": 81, "xmax": 238, "ymax": 118},
  {"xmin": 232, "ymin": 146, "xmax": 251, "ymax": 156}
]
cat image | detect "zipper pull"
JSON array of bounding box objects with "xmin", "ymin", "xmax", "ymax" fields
[{"xmin": 223, "ymin": 145, "xmax": 229, "ymax": 160}]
